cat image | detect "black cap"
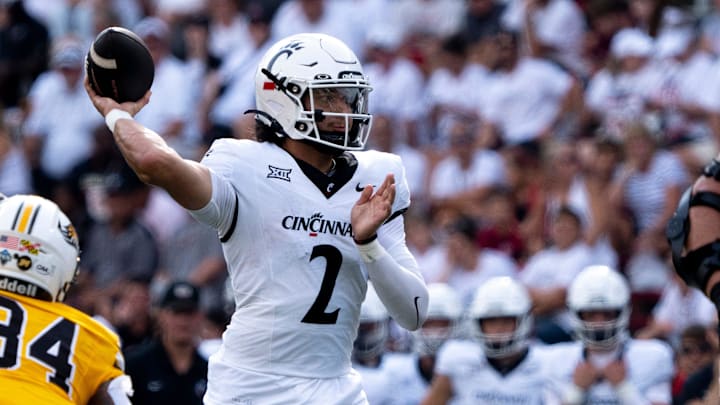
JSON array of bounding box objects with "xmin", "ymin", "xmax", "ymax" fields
[{"xmin": 160, "ymin": 281, "xmax": 200, "ymax": 312}]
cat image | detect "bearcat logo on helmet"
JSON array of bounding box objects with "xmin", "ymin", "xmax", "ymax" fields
[{"xmin": 266, "ymin": 40, "xmax": 305, "ymax": 72}]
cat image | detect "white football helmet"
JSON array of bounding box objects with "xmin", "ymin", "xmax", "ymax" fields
[
  {"xmin": 254, "ymin": 33, "xmax": 373, "ymax": 151},
  {"xmin": 467, "ymin": 277, "xmax": 533, "ymax": 358},
  {"xmin": 413, "ymin": 283, "xmax": 462, "ymax": 356},
  {"xmin": 0, "ymin": 195, "xmax": 80, "ymax": 302},
  {"xmin": 354, "ymin": 282, "xmax": 389, "ymax": 361},
  {"xmin": 567, "ymin": 265, "xmax": 630, "ymax": 349}
]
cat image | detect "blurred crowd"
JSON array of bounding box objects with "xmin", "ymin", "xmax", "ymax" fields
[{"xmin": 2, "ymin": 0, "xmax": 720, "ymax": 403}]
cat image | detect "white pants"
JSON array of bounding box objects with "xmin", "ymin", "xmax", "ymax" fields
[{"xmin": 203, "ymin": 355, "xmax": 368, "ymax": 405}]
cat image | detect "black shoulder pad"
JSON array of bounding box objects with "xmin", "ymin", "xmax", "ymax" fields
[{"xmin": 666, "ymin": 187, "xmax": 720, "ymax": 290}]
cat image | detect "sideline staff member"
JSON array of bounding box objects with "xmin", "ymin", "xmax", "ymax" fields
[{"xmin": 125, "ymin": 281, "xmax": 208, "ymax": 405}]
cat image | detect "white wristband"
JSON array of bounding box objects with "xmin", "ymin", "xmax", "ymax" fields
[
  {"xmin": 356, "ymin": 239, "xmax": 388, "ymax": 262},
  {"xmin": 562, "ymin": 384, "xmax": 586, "ymax": 405},
  {"xmin": 105, "ymin": 109, "xmax": 133, "ymax": 133}
]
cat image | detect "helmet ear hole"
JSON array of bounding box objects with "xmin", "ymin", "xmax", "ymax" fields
[{"xmin": 287, "ymin": 83, "xmax": 302, "ymax": 94}]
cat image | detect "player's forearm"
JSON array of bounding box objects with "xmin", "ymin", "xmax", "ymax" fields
[
  {"xmin": 108, "ymin": 113, "xmax": 212, "ymax": 209},
  {"xmin": 358, "ymin": 239, "xmax": 428, "ymax": 330}
]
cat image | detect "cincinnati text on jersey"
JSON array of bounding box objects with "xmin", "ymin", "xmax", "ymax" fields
[{"xmin": 282, "ymin": 212, "xmax": 352, "ymax": 237}]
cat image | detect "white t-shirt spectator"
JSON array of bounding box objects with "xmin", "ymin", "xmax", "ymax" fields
[
  {"xmin": 429, "ymin": 149, "xmax": 506, "ymax": 200},
  {"xmin": 502, "ymin": 0, "xmax": 587, "ymax": 75},
  {"xmin": 23, "ymin": 71, "xmax": 103, "ymax": 179},
  {"xmin": 271, "ymin": 0, "xmax": 361, "ymax": 56},
  {"xmin": 479, "ymin": 58, "xmax": 572, "ymax": 145},
  {"xmin": 652, "ymin": 282, "xmax": 718, "ymax": 345}
]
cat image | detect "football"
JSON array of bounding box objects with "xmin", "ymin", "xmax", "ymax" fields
[{"xmin": 86, "ymin": 26, "xmax": 154, "ymax": 103}]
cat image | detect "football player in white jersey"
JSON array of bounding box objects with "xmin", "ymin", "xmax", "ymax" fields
[
  {"xmin": 383, "ymin": 283, "xmax": 463, "ymax": 405},
  {"xmin": 422, "ymin": 277, "xmax": 561, "ymax": 405},
  {"xmin": 544, "ymin": 265, "xmax": 674, "ymax": 405},
  {"xmin": 85, "ymin": 32, "xmax": 429, "ymax": 404}
]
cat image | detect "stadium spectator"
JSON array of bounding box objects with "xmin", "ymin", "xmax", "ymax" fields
[
  {"xmin": 635, "ymin": 272, "xmax": 718, "ymax": 345},
  {"xmin": 0, "ymin": 119, "xmax": 31, "ymax": 196},
  {"xmin": 125, "ymin": 281, "xmax": 208, "ymax": 405},
  {"xmin": 199, "ymin": 1, "xmax": 274, "ymax": 141},
  {"xmin": 519, "ymin": 206, "xmax": 595, "ymax": 344},
  {"xmin": 22, "ymin": 36, "xmax": 102, "ymax": 194},
  {"xmin": 433, "ymin": 215, "xmax": 518, "ymax": 307},
  {"xmin": 367, "ymin": 115, "xmax": 429, "ymax": 209},
  {"xmin": 584, "ymin": 28, "xmax": 659, "ymax": 139},
  {"xmin": 610, "ymin": 121, "xmax": 688, "ymax": 291},
  {"xmin": 133, "ymin": 16, "xmax": 198, "ymax": 158},
  {"xmin": 477, "ymin": 29, "xmax": 581, "ymax": 147},
  {"xmin": 108, "ymin": 275, "xmax": 155, "ymax": 352},
  {"xmin": 502, "ymin": 0, "xmax": 588, "ymax": 77},
  {"xmin": 153, "ymin": 209, "xmax": 226, "ymax": 312},
  {"xmin": 428, "ymin": 117, "xmax": 506, "ymax": 217},
  {"xmin": 0, "ymin": 0, "xmax": 49, "ymax": 110},
  {"xmin": 80, "ymin": 165, "xmax": 159, "ymax": 294},
  {"xmin": 475, "ymin": 185, "xmax": 527, "ymax": 263},
  {"xmin": 424, "ymin": 34, "xmax": 487, "ymax": 145},
  {"xmin": 271, "ymin": 0, "xmax": 360, "ymax": 54},
  {"xmin": 460, "ymin": 0, "xmax": 506, "ymax": 43},
  {"xmin": 363, "ymin": 24, "xmax": 426, "ymax": 149},
  {"xmin": 582, "ymin": 0, "xmax": 634, "ymax": 75},
  {"xmin": 670, "ymin": 325, "xmax": 718, "ymax": 403},
  {"xmin": 206, "ymin": 0, "xmax": 251, "ymax": 61},
  {"xmin": 395, "ymin": 0, "xmax": 466, "ymax": 40}
]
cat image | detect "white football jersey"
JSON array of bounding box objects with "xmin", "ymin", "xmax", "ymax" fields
[
  {"xmin": 543, "ymin": 339, "xmax": 675, "ymax": 404},
  {"xmin": 435, "ymin": 339, "xmax": 560, "ymax": 405},
  {"xmin": 191, "ymin": 139, "xmax": 411, "ymax": 378},
  {"xmin": 382, "ymin": 352, "xmax": 432, "ymax": 405}
]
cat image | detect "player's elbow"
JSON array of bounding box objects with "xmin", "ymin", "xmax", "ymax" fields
[{"xmin": 394, "ymin": 289, "xmax": 429, "ymax": 331}]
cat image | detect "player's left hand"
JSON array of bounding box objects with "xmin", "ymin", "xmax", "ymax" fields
[
  {"xmin": 351, "ymin": 174, "xmax": 395, "ymax": 241},
  {"xmin": 602, "ymin": 360, "xmax": 627, "ymax": 386}
]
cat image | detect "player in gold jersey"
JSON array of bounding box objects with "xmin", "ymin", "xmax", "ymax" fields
[{"xmin": 0, "ymin": 194, "xmax": 132, "ymax": 404}]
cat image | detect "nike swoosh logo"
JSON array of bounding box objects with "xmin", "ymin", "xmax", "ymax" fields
[
  {"xmin": 355, "ymin": 183, "xmax": 375, "ymax": 192},
  {"xmin": 414, "ymin": 296, "xmax": 421, "ymax": 329}
]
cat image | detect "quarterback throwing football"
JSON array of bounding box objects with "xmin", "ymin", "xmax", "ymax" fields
[{"xmin": 85, "ymin": 33, "xmax": 429, "ymax": 404}]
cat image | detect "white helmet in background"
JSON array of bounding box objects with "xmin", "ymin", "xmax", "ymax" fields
[
  {"xmin": 413, "ymin": 283, "xmax": 462, "ymax": 356},
  {"xmin": 254, "ymin": 33, "xmax": 373, "ymax": 151},
  {"xmin": 354, "ymin": 282, "xmax": 389, "ymax": 360},
  {"xmin": 467, "ymin": 277, "xmax": 533, "ymax": 358},
  {"xmin": 0, "ymin": 195, "xmax": 80, "ymax": 302},
  {"xmin": 567, "ymin": 265, "xmax": 630, "ymax": 349}
]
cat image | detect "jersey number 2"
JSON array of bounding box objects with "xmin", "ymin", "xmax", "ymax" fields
[
  {"xmin": 0, "ymin": 295, "xmax": 77, "ymax": 395},
  {"xmin": 302, "ymin": 244, "xmax": 342, "ymax": 325}
]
